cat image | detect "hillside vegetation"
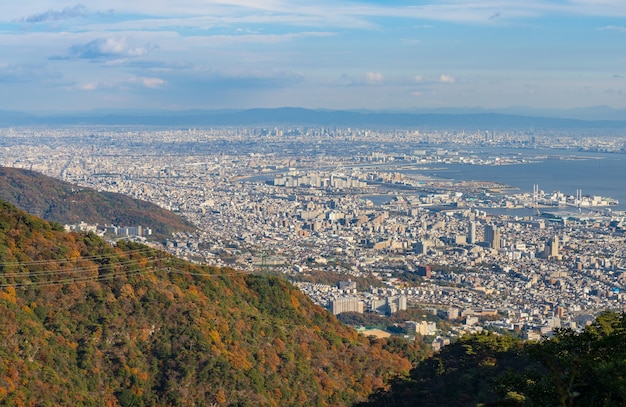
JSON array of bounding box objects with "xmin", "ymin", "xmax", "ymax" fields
[
  {"xmin": 359, "ymin": 311, "xmax": 626, "ymax": 406},
  {"xmin": 0, "ymin": 199, "xmax": 424, "ymax": 406},
  {"xmin": 0, "ymin": 167, "xmax": 195, "ymax": 240}
]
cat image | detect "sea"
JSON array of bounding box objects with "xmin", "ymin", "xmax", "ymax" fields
[
  {"xmin": 400, "ymin": 147, "xmax": 626, "ymax": 212},
  {"xmin": 244, "ymin": 145, "xmax": 626, "ymax": 213}
]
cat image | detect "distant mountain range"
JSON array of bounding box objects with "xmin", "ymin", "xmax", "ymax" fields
[
  {"xmin": 0, "ymin": 106, "xmax": 625, "ymax": 129},
  {"xmin": 0, "ymin": 167, "xmax": 195, "ymax": 240}
]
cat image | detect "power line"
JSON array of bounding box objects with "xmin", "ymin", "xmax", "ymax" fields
[
  {"xmin": 168, "ymin": 269, "xmax": 249, "ymax": 278},
  {"xmin": 0, "ymin": 244, "xmax": 253, "ymax": 289},
  {"xmin": 0, "ymin": 257, "xmax": 162, "ymax": 278},
  {"xmin": 0, "ymin": 266, "xmax": 164, "ymax": 288},
  {"xmin": 0, "ymin": 261, "xmax": 249, "ymax": 288},
  {"xmin": 0, "ymin": 267, "xmax": 250, "ymax": 288},
  {"xmin": 0, "ymin": 247, "xmax": 158, "ymax": 268}
]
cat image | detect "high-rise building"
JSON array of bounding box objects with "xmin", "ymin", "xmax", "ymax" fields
[
  {"xmin": 484, "ymin": 224, "xmax": 501, "ymax": 249},
  {"xmin": 545, "ymin": 235, "xmax": 559, "ymax": 259},
  {"xmin": 330, "ymin": 297, "xmax": 364, "ymax": 315},
  {"xmin": 414, "ymin": 239, "xmax": 433, "ymax": 255},
  {"xmin": 468, "ymin": 221, "xmax": 477, "ymax": 244},
  {"xmin": 386, "ymin": 295, "xmax": 407, "ymax": 315}
]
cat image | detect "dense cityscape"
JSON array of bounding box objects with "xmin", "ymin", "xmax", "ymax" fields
[{"xmin": 2, "ymin": 124, "xmax": 626, "ymax": 344}]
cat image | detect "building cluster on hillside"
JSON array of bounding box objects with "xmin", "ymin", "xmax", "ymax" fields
[{"xmin": 65, "ymin": 222, "xmax": 153, "ymax": 239}]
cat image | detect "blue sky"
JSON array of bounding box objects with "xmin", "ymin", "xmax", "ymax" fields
[{"xmin": 1, "ymin": 1, "xmax": 625, "ymax": 112}]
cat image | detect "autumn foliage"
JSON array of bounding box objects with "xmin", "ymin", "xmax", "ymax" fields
[{"xmin": 0, "ymin": 200, "xmax": 420, "ymax": 406}]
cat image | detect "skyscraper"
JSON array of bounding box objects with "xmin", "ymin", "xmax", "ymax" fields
[
  {"xmin": 484, "ymin": 224, "xmax": 500, "ymax": 249},
  {"xmin": 468, "ymin": 221, "xmax": 477, "ymax": 244},
  {"xmin": 545, "ymin": 235, "xmax": 559, "ymax": 259}
]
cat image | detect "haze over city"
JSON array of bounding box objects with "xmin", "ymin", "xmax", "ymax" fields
[{"xmin": 1, "ymin": 1, "xmax": 626, "ymax": 113}]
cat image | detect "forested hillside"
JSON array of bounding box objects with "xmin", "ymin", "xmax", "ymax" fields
[
  {"xmin": 0, "ymin": 200, "xmax": 423, "ymax": 406},
  {"xmin": 359, "ymin": 311, "xmax": 626, "ymax": 406},
  {"xmin": 0, "ymin": 167, "xmax": 195, "ymax": 240}
]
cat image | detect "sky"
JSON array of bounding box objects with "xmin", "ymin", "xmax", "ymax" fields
[{"xmin": 0, "ymin": 1, "xmax": 625, "ymax": 112}]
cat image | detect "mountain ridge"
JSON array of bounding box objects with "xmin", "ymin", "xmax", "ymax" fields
[
  {"xmin": 0, "ymin": 107, "xmax": 625, "ymax": 129},
  {"xmin": 0, "ymin": 199, "xmax": 424, "ymax": 405},
  {"xmin": 0, "ymin": 167, "xmax": 195, "ymax": 240}
]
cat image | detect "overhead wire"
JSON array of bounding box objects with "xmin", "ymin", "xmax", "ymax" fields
[
  {"xmin": 0, "ymin": 246, "xmax": 164, "ymax": 287},
  {"xmin": 0, "ymin": 256, "xmax": 162, "ymax": 278},
  {"xmin": 0, "ymin": 256, "xmax": 250, "ymax": 289},
  {"xmin": 0, "ymin": 239, "xmax": 256, "ymax": 290},
  {"xmin": 168, "ymin": 269, "xmax": 249, "ymax": 278},
  {"xmin": 0, "ymin": 246, "xmax": 159, "ymax": 268},
  {"xmin": 0, "ymin": 266, "xmax": 165, "ymax": 288}
]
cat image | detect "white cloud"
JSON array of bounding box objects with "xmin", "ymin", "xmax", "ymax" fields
[
  {"xmin": 68, "ymin": 36, "xmax": 157, "ymax": 59},
  {"xmin": 6, "ymin": 1, "xmax": 626, "ymax": 31},
  {"xmin": 74, "ymin": 75, "xmax": 166, "ymax": 91},
  {"xmin": 366, "ymin": 72, "xmax": 383, "ymax": 83},
  {"xmin": 597, "ymin": 25, "xmax": 626, "ymax": 32},
  {"xmin": 333, "ymin": 72, "xmax": 390, "ymax": 86},
  {"xmin": 1, "ymin": 1, "xmax": 626, "ymax": 111},
  {"xmin": 76, "ymin": 82, "xmax": 98, "ymax": 91},
  {"xmin": 439, "ymin": 74, "xmax": 455, "ymax": 84},
  {"xmin": 131, "ymin": 76, "xmax": 166, "ymax": 88}
]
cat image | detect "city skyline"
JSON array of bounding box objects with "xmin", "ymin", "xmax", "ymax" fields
[{"xmin": 1, "ymin": 1, "xmax": 626, "ymax": 112}]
